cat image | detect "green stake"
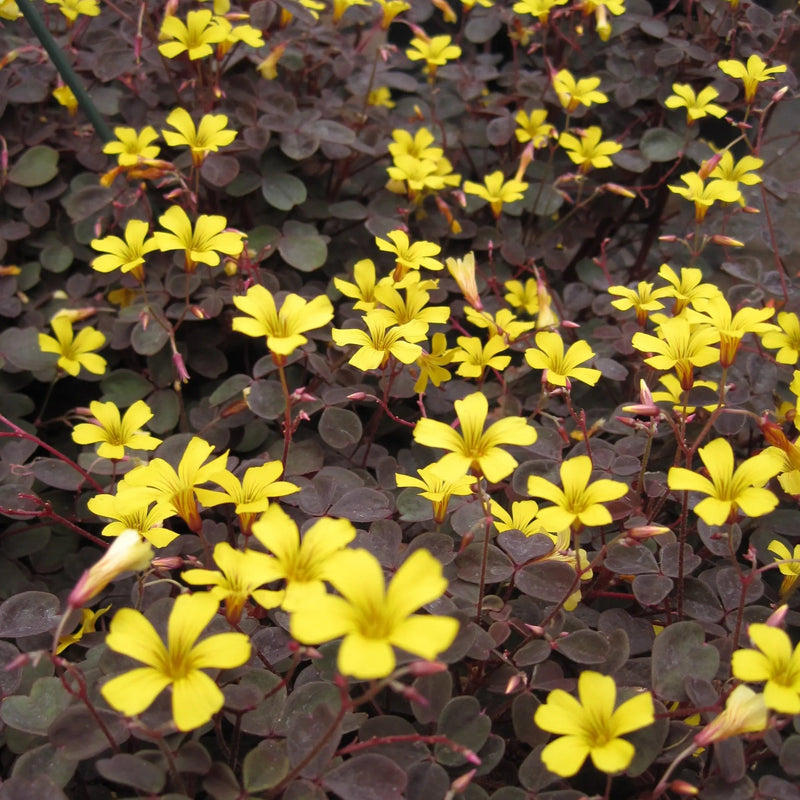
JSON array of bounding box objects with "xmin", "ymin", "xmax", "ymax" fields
[{"xmin": 15, "ymin": 0, "xmax": 113, "ymax": 142}]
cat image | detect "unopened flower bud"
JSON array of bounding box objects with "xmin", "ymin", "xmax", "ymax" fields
[
  {"xmin": 406, "ymin": 660, "xmax": 448, "ymax": 676},
  {"xmin": 68, "ymin": 529, "xmax": 152, "ymax": 608},
  {"xmin": 698, "ymin": 152, "xmax": 723, "ymax": 180},
  {"xmin": 669, "ymin": 780, "xmax": 699, "ymax": 796},
  {"xmin": 451, "ymin": 769, "xmax": 477, "ymax": 793},
  {"xmin": 710, "ymin": 235, "xmax": 744, "ymax": 247},
  {"xmin": 626, "ymin": 524, "xmax": 670, "ymax": 540},
  {"xmin": 765, "ymin": 603, "xmax": 788, "ymax": 628}
]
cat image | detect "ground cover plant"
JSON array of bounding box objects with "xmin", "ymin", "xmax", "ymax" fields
[{"xmin": 0, "ymin": 0, "xmax": 800, "ymax": 797}]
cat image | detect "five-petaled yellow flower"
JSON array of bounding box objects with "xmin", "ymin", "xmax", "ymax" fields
[
  {"xmin": 413, "ymin": 391, "xmax": 537, "ymax": 483},
  {"xmin": 694, "ymin": 684, "xmax": 768, "ymax": 746},
  {"xmin": 162, "ymin": 108, "xmax": 237, "ymax": 168},
  {"xmin": 631, "ymin": 317, "xmax": 719, "ymax": 390},
  {"xmin": 182, "ymin": 543, "xmax": 283, "ymax": 624},
  {"xmin": 101, "ymin": 592, "xmax": 250, "ymax": 731},
  {"xmin": 667, "ymin": 437, "xmax": 782, "ymax": 526},
  {"xmin": 406, "ymin": 34, "xmax": 461, "ymax": 77},
  {"xmin": 535, "ymin": 670, "xmax": 655, "ymax": 777},
  {"xmin": 232, "ymin": 284, "xmax": 334, "ymax": 360},
  {"xmin": 332, "ymin": 315, "xmax": 426, "ymax": 371},
  {"xmin": 72, "ymin": 400, "xmax": 161, "ymax": 460},
  {"xmin": 668, "ymin": 171, "xmax": 741, "ymax": 222},
  {"xmin": 609, "ymin": 281, "xmax": 671, "ymax": 326},
  {"xmin": 553, "ymin": 69, "xmax": 608, "ymax": 112},
  {"xmin": 375, "ymin": 230, "xmax": 443, "ymax": 283},
  {"xmin": 396, "ymin": 465, "xmax": 476, "ymax": 524},
  {"xmin": 452, "ymin": 335, "xmax": 510, "ymax": 380},
  {"xmin": 718, "ymin": 54, "xmax": 787, "ymax": 103},
  {"xmin": 767, "ymin": 540, "xmax": 800, "ymax": 600},
  {"xmin": 251, "ymin": 504, "xmax": 356, "ymax": 612},
  {"xmin": 290, "ymin": 548, "xmax": 459, "ymax": 679},
  {"xmin": 39, "ymin": 317, "xmax": 107, "ymax": 377},
  {"xmin": 513, "ymin": 0, "xmax": 568, "ymax": 23},
  {"xmin": 664, "ymin": 84, "xmax": 727, "ymax": 124},
  {"xmin": 525, "ymin": 331, "xmax": 601, "ymax": 387},
  {"xmin": 515, "ymin": 109, "xmax": 556, "ymax": 147},
  {"xmin": 91, "ymin": 219, "xmax": 158, "ymax": 281},
  {"xmin": 732, "ymin": 623, "xmax": 800, "ymax": 714},
  {"xmin": 45, "ymin": 0, "xmax": 98, "ymax": 23},
  {"xmin": 158, "ymin": 9, "xmax": 227, "ymax": 61},
  {"xmin": 528, "ymin": 455, "xmax": 627, "ymax": 531},
  {"xmin": 559, "ymin": 127, "xmax": 621, "ymax": 173},
  {"xmin": 153, "ymin": 206, "xmax": 245, "ymax": 273},
  {"xmin": 103, "ymin": 127, "xmax": 161, "ymax": 166},
  {"xmin": 463, "ymin": 171, "xmax": 528, "ymax": 218}
]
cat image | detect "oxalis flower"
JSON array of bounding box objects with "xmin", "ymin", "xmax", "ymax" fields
[
  {"xmin": 534, "ymin": 670, "xmax": 655, "ymax": 777},
  {"xmin": 289, "ymin": 548, "xmax": 459, "ymax": 679},
  {"xmin": 101, "ymin": 592, "xmax": 250, "ymax": 731},
  {"xmin": 38, "ymin": 316, "xmax": 107, "ymax": 377},
  {"xmin": 667, "ymin": 437, "xmax": 782, "ymax": 526},
  {"xmin": 162, "ymin": 108, "xmax": 237, "ymax": 168},
  {"xmin": 152, "ymin": 205, "xmax": 245, "ymax": 273},
  {"xmin": 72, "ymin": 400, "xmax": 162, "ymax": 460},
  {"xmin": 413, "ymin": 391, "xmax": 537, "ymax": 483},
  {"xmin": 524, "ymin": 331, "xmax": 601, "ymax": 388},
  {"xmin": 528, "ymin": 455, "xmax": 627, "ymax": 532},
  {"xmin": 732, "ymin": 623, "xmax": 800, "ymax": 714},
  {"xmin": 91, "ymin": 219, "xmax": 158, "ymax": 281},
  {"xmin": 158, "ymin": 9, "xmax": 227, "ymax": 61},
  {"xmin": 232, "ymin": 284, "xmax": 334, "ymax": 361}
]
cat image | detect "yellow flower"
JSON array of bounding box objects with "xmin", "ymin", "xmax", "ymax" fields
[
  {"xmin": 451, "ymin": 335, "xmax": 510, "ymax": 380},
  {"xmin": 446, "ymin": 252, "xmax": 481, "ymax": 309},
  {"xmin": 152, "ymin": 205, "xmax": 245, "ymax": 273},
  {"xmin": 396, "ymin": 465, "xmax": 476, "ymax": 524},
  {"xmin": 413, "ymin": 332, "xmax": 454, "ymax": 393},
  {"xmin": 528, "ymin": 455, "xmax": 627, "ymax": 532},
  {"xmin": 38, "ymin": 317, "xmax": 107, "ymax": 377},
  {"xmin": 375, "ymin": 0, "xmax": 411, "ymax": 28},
  {"xmin": 158, "ymin": 9, "xmax": 227, "ymax": 61},
  {"xmin": 657, "ymin": 264, "xmax": 722, "ymax": 315},
  {"xmin": 72, "ymin": 400, "xmax": 161, "ymax": 460},
  {"xmin": 101, "ymin": 593, "xmax": 250, "ymax": 731},
  {"xmin": 513, "ymin": 0, "xmax": 568, "ymax": 23},
  {"xmin": 559, "ymin": 127, "xmax": 621, "ymax": 173},
  {"xmin": 767, "ymin": 540, "xmax": 800, "ymax": 600},
  {"xmin": 375, "ymin": 230, "xmax": 443, "ymax": 283},
  {"xmin": 90, "ymin": 219, "xmax": 158, "ymax": 281},
  {"xmin": 665, "ymin": 84, "xmax": 727, "ymax": 124},
  {"xmin": 256, "ymin": 43, "xmax": 286, "ymax": 79},
  {"xmin": 668, "ymin": 171, "xmax": 741, "ymax": 222},
  {"xmin": 687, "ymin": 295, "xmax": 776, "ymax": 367},
  {"xmin": 553, "ymin": 69, "xmax": 608, "ymax": 112},
  {"xmin": 651, "ymin": 374, "xmax": 719, "ymax": 414},
  {"xmin": 524, "ymin": 331, "xmax": 601, "ymax": 387},
  {"xmin": 103, "ymin": 127, "xmax": 161, "ymax": 167},
  {"xmin": 232, "ymin": 284, "xmax": 334, "ymax": 359},
  {"xmin": 708, "ymin": 151, "xmax": 764, "ymax": 203},
  {"xmin": 413, "ymin": 391, "xmax": 537, "ymax": 482},
  {"xmin": 732, "ymin": 623, "xmax": 800, "ymax": 713},
  {"xmin": 331, "ymin": 315, "xmax": 427, "ymax": 371},
  {"xmin": 490, "ymin": 499, "xmax": 544, "ymax": 536},
  {"xmin": 67, "ymin": 529, "xmax": 153, "ymax": 608},
  {"xmin": 535, "ymin": 671, "xmax": 655, "ymax": 777},
  {"xmin": 290, "ymin": 548, "xmax": 459, "ymax": 679},
  {"xmin": 406, "ymin": 34, "xmax": 461, "ymax": 77},
  {"xmin": 504, "ymin": 278, "xmax": 539, "ymax": 316},
  {"xmin": 667, "ymin": 437, "xmax": 782, "ymax": 525},
  {"xmin": 57, "ymin": 606, "xmax": 110, "ymax": 654},
  {"xmin": 199, "ymin": 462, "xmax": 300, "ymax": 535},
  {"xmin": 251, "ymin": 504, "xmax": 356, "ymax": 611},
  {"xmin": 123, "ymin": 437, "xmax": 229, "ymax": 533},
  {"xmin": 718, "ymin": 54, "xmax": 787, "ymax": 103},
  {"xmin": 694, "ymin": 685, "xmax": 768, "ymax": 746},
  {"xmin": 0, "ymin": 0, "xmax": 21, "ymax": 20},
  {"xmin": 761, "ymin": 311, "xmax": 800, "ymax": 364},
  {"xmin": 515, "ymin": 110, "xmax": 556, "ymax": 152},
  {"xmin": 53, "ymin": 85, "xmax": 78, "ymax": 115},
  {"xmin": 162, "ymin": 108, "xmax": 237, "ymax": 168},
  {"xmin": 367, "ymin": 87, "xmax": 395, "ymax": 108},
  {"xmin": 45, "ymin": 0, "xmax": 99, "ymax": 23},
  {"xmin": 463, "ymin": 171, "xmax": 528, "ymax": 217},
  {"xmin": 389, "ymin": 127, "xmax": 443, "ymax": 161},
  {"xmin": 88, "ymin": 486, "xmax": 177, "ymax": 548},
  {"xmin": 182, "ymin": 543, "xmax": 283, "ymax": 624},
  {"xmin": 631, "ymin": 317, "xmax": 719, "ymax": 390},
  {"xmin": 334, "ymin": 259, "xmax": 381, "ymax": 311},
  {"xmin": 371, "ymin": 281, "xmax": 450, "ymax": 331},
  {"xmin": 609, "ymin": 281, "xmax": 671, "ymax": 326},
  {"xmin": 465, "ymin": 307, "xmax": 536, "ymax": 343}
]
